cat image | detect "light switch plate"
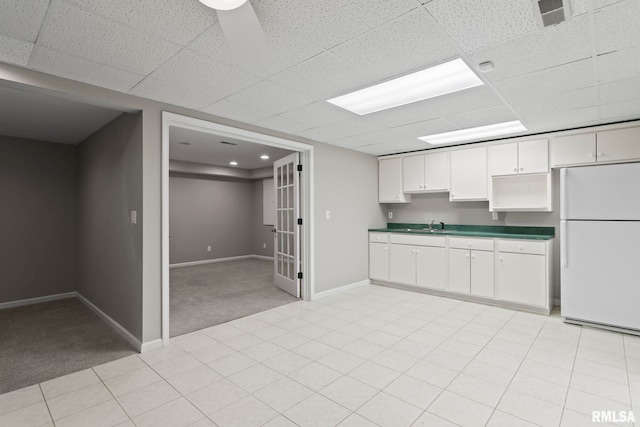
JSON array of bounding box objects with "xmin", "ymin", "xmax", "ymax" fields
[
  {"xmin": 131, "ymin": 210, "xmax": 137, "ymax": 224},
  {"xmin": 326, "ymin": 210, "xmax": 331, "ymax": 220},
  {"xmin": 388, "ymin": 212, "xmax": 393, "ymax": 219}
]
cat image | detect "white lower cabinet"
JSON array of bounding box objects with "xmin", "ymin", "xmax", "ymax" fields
[{"xmin": 370, "ymin": 232, "xmax": 552, "ymax": 313}]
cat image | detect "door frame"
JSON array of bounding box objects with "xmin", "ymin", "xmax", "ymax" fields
[{"xmin": 161, "ymin": 112, "xmax": 314, "ymax": 346}]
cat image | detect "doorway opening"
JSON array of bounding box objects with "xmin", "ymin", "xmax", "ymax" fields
[{"xmin": 162, "ymin": 112, "xmax": 314, "ymax": 344}]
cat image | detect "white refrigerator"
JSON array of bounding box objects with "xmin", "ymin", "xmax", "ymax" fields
[{"xmin": 561, "ymin": 162, "xmax": 640, "ymax": 334}]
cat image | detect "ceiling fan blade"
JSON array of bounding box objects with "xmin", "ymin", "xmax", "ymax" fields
[{"xmin": 216, "ymin": 1, "xmax": 268, "ymax": 68}]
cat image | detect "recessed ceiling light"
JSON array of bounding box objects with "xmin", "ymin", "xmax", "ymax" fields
[
  {"xmin": 260, "ymin": 155, "xmax": 270, "ymax": 160},
  {"xmin": 419, "ymin": 121, "xmax": 528, "ymax": 145},
  {"xmin": 177, "ymin": 141, "xmax": 191, "ymax": 146},
  {"xmin": 229, "ymin": 161, "xmax": 238, "ymax": 166},
  {"xmin": 199, "ymin": 0, "xmax": 247, "ymax": 11},
  {"xmin": 327, "ymin": 58, "xmax": 484, "ymax": 115}
]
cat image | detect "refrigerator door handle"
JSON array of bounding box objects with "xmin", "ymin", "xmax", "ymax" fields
[
  {"xmin": 561, "ymin": 221, "xmax": 568, "ymax": 268},
  {"xmin": 560, "ymin": 168, "xmax": 567, "ymax": 220}
]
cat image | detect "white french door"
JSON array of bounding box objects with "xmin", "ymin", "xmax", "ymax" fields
[{"xmin": 273, "ymin": 153, "xmax": 301, "ymax": 298}]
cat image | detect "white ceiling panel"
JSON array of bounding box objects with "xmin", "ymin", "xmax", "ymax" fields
[
  {"xmin": 150, "ymin": 49, "xmax": 260, "ymax": 100},
  {"xmin": 351, "ymin": 128, "xmax": 410, "ymax": 145},
  {"xmin": 275, "ymin": 0, "xmax": 418, "ymax": 50},
  {"xmin": 39, "ymin": 0, "xmax": 182, "ymax": 75},
  {"xmin": 226, "ymin": 80, "xmax": 316, "ymax": 115},
  {"xmin": 594, "ymin": 0, "xmax": 627, "ymax": 9},
  {"xmin": 0, "ymin": 0, "xmax": 49, "ymax": 42},
  {"xmin": 595, "ymin": 0, "xmax": 640, "ymax": 54},
  {"xmin": 421, "ymin": 85, "xmax": 507, "ymax": 118},
  {"xmin": 329, "ymin": 8, "xmax": 460, "ymax": 82},
  {"xmin": 255, "ymin": 115, "xmax": 312, "ymax": 134},
  {"xmin": 469, "ymin": 15, "xmax": 592, "ymax": 82},
  {"xmin": 492, "ymin": 59, "xmax": 595, "ymax": 105},
  {"xmin": 596, "ymin": 45, "xmax": 640, "ymax": 84},
  {"xmin": 270, "ymin": 52, "xmax": 376, "ymax": 100},
  {"xmin": 393, "ymin": 118, "xmax": 459, "ymax": 138},
  {"xmin": 63, "ymin": 0, "xmax": 217, "ymax": 46},
  {"xmin": 515, "ymin": 87, "xmax": 598, "ymax": 118},
  {"xmin": 326, "ymin": 137, "xmax": 369, "ymax": 149},
  {"xmin": 0, "ymin": 34, "xmax": 33, "ymax": 67},
  {"xmin": 445, "ymin": 106, "xmax": 519, "ymax": 130},
  {"xmin": 130, "ymin": 77, "xmax": 220, "ymax": 110},
  {"xmin": 570, "ymin": 0, "xmax": 590, "ymax": 16},
  {"xmin": 355, "ymin": 138, "xmax": 432, "ymax": 155},
  {"xmin": 366, "ymin": 99, "xmax": 441, "ymax": 128},
  {"xmin": 279, "ymin": 102, "xmax": 356, "ymax": 127},
  {"xmin": 524, "ymin": 106, "xmax": 600, "ymax": 133},
  {"xmin": 600, "ymin": 98, "xmax": 640, "ymax": 121},
  {"xmin": 425, "ymin": 0, "xmax": 538, "ymax": 51},
  {"xmin": 200, "ymin": 99, "xmax": 273, "ymax": 123},
  {"xmin": 297, "ymin": 117, "xmax": 387, "ymax": 142},
  {"xmin": 30, "ymin": 46, "xmax": 144, "ymax": 92},
  {"xmin": 599, "ymin": 76, "xmax": 640, "ymax": 104}
]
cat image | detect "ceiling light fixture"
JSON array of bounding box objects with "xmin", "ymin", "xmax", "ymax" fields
[
  {"xmin": 198, "ymin": 0, "xmax": 247, "ymax": 11},
  {"xmin": 260, "ymin": 155, "xmax": 270, "ymax": 160},
  {"xmin": 229, "ymin": 161, "xmax": 239, "ymax": 166},
  {"xmin": 419, "ymin": 121, "xmax": 528, "ymax": 145},
  {"xmin": 327, "ymin": 58, "xmax": 484, "ymax": 115}
]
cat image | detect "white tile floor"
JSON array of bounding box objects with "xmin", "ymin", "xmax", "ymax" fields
[{"xmin": 1, "ymin": 284, "xmax": 639, "ymax": 427}]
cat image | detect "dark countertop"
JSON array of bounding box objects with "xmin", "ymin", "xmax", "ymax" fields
[{"xmin": 369, "ymin": 223, "xmax": 555, "ymax": 240}]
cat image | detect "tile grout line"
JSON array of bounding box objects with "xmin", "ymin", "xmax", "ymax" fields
[{"xmin": 37, "ymin": 384, "xmax": 56, "ymax": 427}]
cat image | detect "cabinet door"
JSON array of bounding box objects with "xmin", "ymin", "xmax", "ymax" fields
[
  {"xmin": 379, "ymin": 158, "xmax": 411, "ymax": 203},
  {"xmin": 518, "ymin": 139, "xmax": 548, "ymax": 174},
  {"xmin": 403, "ymin": 155, "xmax": 425, "ymax": 192},
  {"xmin": 470, "ymin": 250, "xmax": 494, "ymax": 298},
  {"xmin": 498, "ymin": 252, "xmax": 546, "ymax": 306},
  {"xmin": 489, "ymin": 143, "xmax": 518, "ymax": 176},
  {"xmin": 450, "ymin": 147, "xmax": 488, "ymax": 201},
  {"xmin": 550, "ymin": 133, "xmax": 596, "ymax": 167},
  {"xmin": 389, "ymin": 244, "xmax": 416, "ymax": 285},
  {"xmin": 448, "ymin": 248, "xmax": 470, "ymax": 294},
  {"xmin": 369, "ymin": 243, "xmax": 389, "ymax": 281},
  {"xmin": 416, "ymin": 246, "xmax": 446, "ymax": 290},
  {"xmin": 597, "ymin": 127, "xmax": 640, "ymax": 163},
  {"xmin": 424, "ymin": 151, "xmax": 449, "ymax": 191}
]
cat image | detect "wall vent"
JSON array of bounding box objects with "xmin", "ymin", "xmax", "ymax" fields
[{"xmin": 533, "ymin": 0, "xmax": 571, "ymax": 27}]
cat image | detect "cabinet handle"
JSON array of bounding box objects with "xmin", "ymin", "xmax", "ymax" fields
[
  {"xmin": 597, "ymin": 152, "xmax": 603, "ymax": 157},
  {"xmin": 468, "ymin": 242, "xmax": 473, "ymax": 247},
  {"xmin": 465, "ymin": 254, "xmax": 470, "ymax": 259},
  {"xmin": 383, "ymin": 247, "xmax": 387, "ymax": 251},
  {"xmin": 519, "ymin": 167, "xmax": 524, "ymax": 171},
  {"xmin": 499, "ymin": 257, "xmax": 504, "ymax": 262},
  {"xmin": 513, "ymin": 168, "xmax": 517, "ymax": 172},
  {"xmin": 589, "ymin": 153, "xmax": 595, "ymax": 158},
  {"xmin": 518, "ymin": 245, "xmax": 523, "ymax": 251},
  {"xmin": 416, "ymin": 249, "xmax": 420, "ymax": 254},
  {"xmin": 471, "ymin": 254, "xmax": 475, "ymax": 259}
]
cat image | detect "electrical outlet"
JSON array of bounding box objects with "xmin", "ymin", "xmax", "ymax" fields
[
  {"xmin": 130, "ymin": 210, "xmax": 137, "ymax": 224},
  {"xmin": 492, "ymin": 211, "xmax": 499, "ymax": 221},
  {"xmin": 263, "ymin": 243, "xmax": 266, "ymax": 249},
  {"xmin": 388, "ymin": 211, "xmax": 393, "ymax": 219},
  {"xmin": 207, "ymin": 246, "xmax": 212, "ymax": 252},
  {"xmin": 325, "ymin": 210, "xmax": 331, "ymax": 220}
]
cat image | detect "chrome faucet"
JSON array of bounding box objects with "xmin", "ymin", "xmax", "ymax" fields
[{"xmin": 426, "ymin": 220, "xmax": 435, "ymax": 231}]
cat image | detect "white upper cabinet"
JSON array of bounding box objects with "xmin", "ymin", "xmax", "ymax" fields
[
  {"xmin": 596, "ymin": 127, "xmax": 640, "ymax": 163},
  {"xmin": 489, "ymin": 139, "xmax": 548, "ymax": 176},
  {"xmin": 551, "ymin": 133, "xmax": 596, "ymax": 167},
  {"xmin": 450, "ymin": 147, "xmax": 488, "ymax": 201},
  {"xmin": 403, "ymin": 152, "xmax": 449, "ymax": 193},
  {"xmin": 379, "ymin": 158, "xmax": 411, "ymax": 203}
]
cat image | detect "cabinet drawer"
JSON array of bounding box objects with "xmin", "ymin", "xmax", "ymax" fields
[
  {"xmin": 498, "ymin": 239, "xmax": 545, "ymax": 255},
  {"xmin": 390, "ymin": 234, "xmax": 446, "ymax": 247},
  {"xmin": 449, "ymin": 237, "xmax": 494, "ymax": 251},
  {"xmin": 369, "ymin": 233, "xmax": 388, "ymax": 243}
]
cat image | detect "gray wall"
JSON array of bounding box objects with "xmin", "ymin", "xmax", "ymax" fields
[
  {"xmin": 314, "ymin": 143, "xmax": 387, "ymax": 293},
  {"xmin": 0, "ymin": 136, "xmax": 77, "ymax": 303},
  {"xmin": 252, "ymin": 180, "xmax": 274, "ymax": 257},
  {"xmin": 77, "ymin": 112, "xmax": 143, "ymax": 340}
]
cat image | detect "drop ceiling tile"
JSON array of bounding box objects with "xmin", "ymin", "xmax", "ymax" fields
[
  {"xmin": 492, "ymin": 59, "xmax": 594, "ymax": 105},
  {"xmin": 523, "ymin": 106, "xmax": 600, "ymax": 132},
  {"xmin": 38, "ymin": 0, "xmax": 182, "ymax": 75},
  {"xmin": 366, "ymin": 100, "xmax": 441, "ymax": 128},
  {"xmin": 0, "ymin": 0, "xmax": 49, "ymax": 42},
  {"xmin": 275, "ymin": 0, "xmax": 418, "ymax": 50},
  {"xmin": 594, "ymin": 0, "xmax": 630, "ymax": 10},
  {"xmin": 425, "ymin": 0, "xmax": 538, "ymax": 51},
  {"xmin": 356, "ymin": 139, "xmax": 432, "ymax": 156},
  {"xmin": 150, "ymin": 49, "xmax": 260, "ymax": 99},
  {"xmin": 352, "ymin": 128, "xmax": 409, "ymax": 145},
  {"xmin": 30, "ymin": 46, "xmax": 144, "ymax": 92},
  {"xmin": 469, "ymin": 15, "xmax": 592, "ymax": 81},
  {"xmin": 130, "ymin": 76, "xmax": 221, "ymax": 110},
  {"xmin": 270, "ymin": 52, "xmax": 376, "ymax": 100},
  {"xmin": 227, "ymin": 80, "xmax": 316, "ymax": 115},
  {"xmin": 64, "ymin": 0, "xmax": 217, "ymax": 46},
  {"xmin": 200, "ymin": 99, "xmax": 273, "ymax": 123},
  {"xmin": 596, "ymin": 45, "xmax": 640, "ymax": 84},
  {"xmin": 570, "ymin": 0, "xmax": 590, "ymax": 16},
  {"xmin": 0, "ymin": 34, "xmax": 33, "ymax": 66},
  {"xmin": 298, "ymin": 117, "xmax": 387, "ymax": 142},
  {"xmin": 393, "ymin": 118, "xmax": 458, "ymax": 138},
  {"xmin": 599, "ymin": 76, "xmax": 640, "ymax": 104},
  {"xmin": 445, "ymin": 106, "xmax": 519, "ymax": 129},
  {"xmin": 515, "ymin": 86, "xmax": 598, "ymax": 118},
  {"xmin": 600, "ymin": 98, "xmax": 640, "ymax": 121},
  {"xmin": 595, "ymin": 0, "xmax": 640, "ymax": 54},
  {"xmin": 255, "ymin": 115, "xmax": 312, "ymax": 134},
  {"xmin": 326, "ymin": 137, "xmax": 369, "ymax": 149},
  {"xmin": 279, "ymin": 102, "xmax": 356, "ymax": 127},
  {"xmin": 330, "ymin": 8, "xmax": 460, "ymax": 82},
  {"xmin": 423, "ymin": 85, "xmax": 507, "ymax": 118}
]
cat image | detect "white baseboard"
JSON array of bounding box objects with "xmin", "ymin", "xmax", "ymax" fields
[
  {"xmin": 76, "ymin": 292, "xmax": 143, "ymax": 352},
  {"xmin": 312, "ymin": 279, "xmax": 370, "ymax": 301},
  {"xmin": 170, "ymin": 254, "xmax": 273, "ymax": 268},
  {"xmin": 0, "ymin": 292, "xmax": 76, "ymax": 310},
  {"xmin": 140, "ymin": 339, "xmax": 163, "ymax": 353}
]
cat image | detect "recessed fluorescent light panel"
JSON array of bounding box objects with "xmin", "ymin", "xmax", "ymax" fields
[
  {"xmin": 419, "ymin": 121, "xmax": 528, "ymax": 145},
  {"xmin": 229, "ymin": 161, "xmax": 238, "ymax": 166},
  {"xmin": 327, "ymin": 58, "xmax": 484, "ymax": 115},
  {"xmin": 260, "ymin": 154, "xmax": 270, "ymax": 160}
]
